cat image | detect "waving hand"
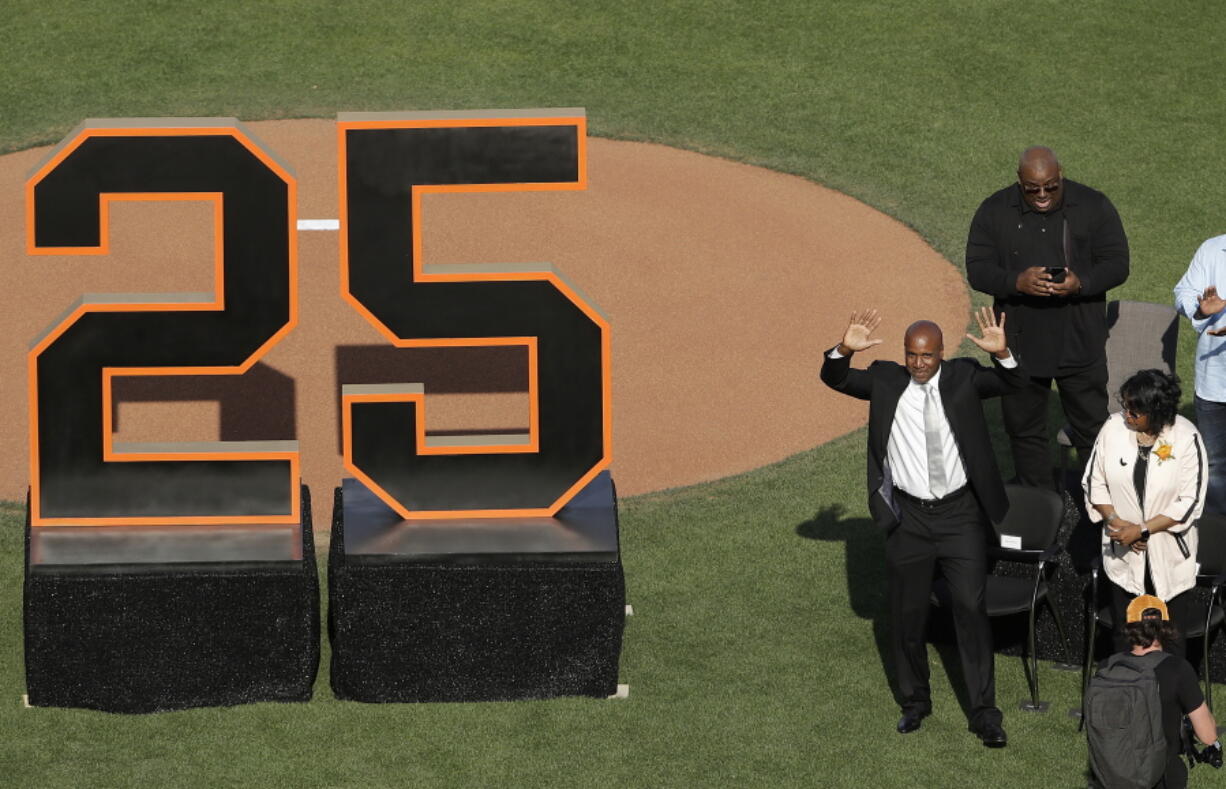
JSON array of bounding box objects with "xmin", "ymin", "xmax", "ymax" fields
[
  {"xmin": 965, "ymin": 306, "xmax": 1009, "ymax": 357},
  {"xmin": 838, "ymin": 309, "xmax": 884, "ymax": 354}
]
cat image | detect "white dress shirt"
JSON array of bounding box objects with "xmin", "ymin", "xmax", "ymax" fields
[
  {"xmin": 824, "ymin": 346, "xmax": 1016, "ymax": 500},
  {"xmin": 887, "ymin": 367, "xmax": 968, "ymax": 499}
]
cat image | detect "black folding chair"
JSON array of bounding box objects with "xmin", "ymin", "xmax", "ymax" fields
[
  {"xmin": 1191, "ymin": 512, "xmax": 1226, "ymax": 714},
  {"xmin": 934, "ymin": 484, "xmax": 1074, "ymax": 712},
  {"xmin": 1078, "ymin": 554, "xmax": 1114, "ymax": 726}
]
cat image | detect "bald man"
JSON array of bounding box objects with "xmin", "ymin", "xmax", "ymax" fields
[
  {"xmin": 967, "ymin": 147, "xmax": 1129, "ymax": 489},
  {"xmin": 821, "ymin": 307, "xmax": 1023, "ymax": 747}
]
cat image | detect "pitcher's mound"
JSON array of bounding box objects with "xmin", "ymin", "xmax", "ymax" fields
[{"xmin": 0, "ymin": 119, "xmax": 968, "ymax": 524}]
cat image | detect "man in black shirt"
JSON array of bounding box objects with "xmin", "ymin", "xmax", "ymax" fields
[{"xmin": 967, "ymin": 147, "xmax": 1129, "ymax": 488}]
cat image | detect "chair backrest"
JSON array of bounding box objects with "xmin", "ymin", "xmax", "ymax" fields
[
  {"xmin": 1104, "ymin": 300, "xmax": 1179, "ymax": 413},
  {"xmin": 992, "ymin": 483, "xmax": 1065, "ymax": 554},
  {"xmin": 1196, "ymin": 512, "xmax": 1226, "ymax": 577}
]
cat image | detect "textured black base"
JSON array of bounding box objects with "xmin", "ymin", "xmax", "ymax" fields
[
  {"xmin": 328, "ymin": 478, "xmax": 625, "ymax": 703},
  {"xmin": 23, "ymin": 487, "xmax": 320, "ymax": 714}
]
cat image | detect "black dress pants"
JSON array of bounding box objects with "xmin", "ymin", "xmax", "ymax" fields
[
  {"xmin": 887, "ymin": 489, "xmax": 1001, "ymax": 727},
  {"xmin": 1002, "ymin": 361, "xmax": 1109, "ymax": 488}
]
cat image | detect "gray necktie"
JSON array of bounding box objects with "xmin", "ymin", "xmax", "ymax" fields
[{"xmin": 923, "ymin": 384, "xmax": 947, "ymax": 498}]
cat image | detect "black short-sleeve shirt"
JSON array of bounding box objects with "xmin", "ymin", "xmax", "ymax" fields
[{"xmin": 1155, "ymin": 654, "xmax": 1204, "ymax": 787}]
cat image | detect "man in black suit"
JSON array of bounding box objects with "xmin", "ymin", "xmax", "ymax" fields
[{"xmin": 820, "ymin": 306, "xmax": 1023, "ymax": 748}]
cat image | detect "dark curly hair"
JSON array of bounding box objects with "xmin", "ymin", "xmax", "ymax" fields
[
  {"xmin": 1124, "ymin": 619, "xmax": 1182, "ymax": 652},
  {"xmin": 1118, "ymin": 369, "xmax": 1181, "ymax": 431}
]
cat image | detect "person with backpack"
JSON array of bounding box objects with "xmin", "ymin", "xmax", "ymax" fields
[{"xmin": 1086, "ymin": 594, "xmax": 1221, "ymax": 788}]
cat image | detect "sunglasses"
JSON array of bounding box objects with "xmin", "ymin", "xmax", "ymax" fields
[{"xmin": 1020, "ymin": 180, "xmax": 1062, "ymax": 195}]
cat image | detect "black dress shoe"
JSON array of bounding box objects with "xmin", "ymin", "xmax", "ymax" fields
[
  {"xmin": 897, "ymin": 710, "xmax": 928, "ymax": 734},
  {"xmin": 973, "ymin": 721, "xmax": 1007, "ymax": 748}
]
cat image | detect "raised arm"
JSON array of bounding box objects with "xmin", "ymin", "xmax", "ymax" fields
[
  {"xmin": 965, "ymin": 306, "xmax": 1010, "ymax": 359},
  {"xmin": 1174, "ymin": 238, "xmax": 1226, "ymax": 335},
  {"xmin": 965, "ymin": 307, "xmax": 1024, "ymax": 396},
  {"xmin": 836, "ymin": 308, "xmax": 883, "ymax": 356},
  {"xmin": 820, "ymin": 308, "xmax": 883, "ymax": 400}
]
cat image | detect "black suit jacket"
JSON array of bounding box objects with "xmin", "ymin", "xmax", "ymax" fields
[{"xmin": 820, "ymin": 350, "xmax": 1024, "ymax": 531}]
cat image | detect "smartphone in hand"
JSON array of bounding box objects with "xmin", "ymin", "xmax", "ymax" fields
[{"xmin": 1044, "ymin": 266, "xmax": 1067, "ymax": 284}]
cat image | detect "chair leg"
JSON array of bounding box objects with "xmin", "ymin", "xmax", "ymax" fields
[
  {"xmin": 1046, "ymin": 588, "xmax": 1079, "ymax": 671},
  {"xmin": 1020, "ymin": 599, "xmax": 1048, "ymax": 711},
  {"xmin": 1019, "ymin": 571, "xmax": 1049, "ymax": 711},
  {"xmin": 1205, "ymin": 635, "xmax": 1213, "ymax": 716},
  {"xmin": 1077, "ymin": 613, "xmax": 1098, "ymax": 731},
  {"xmin": 1205, "ymin": 600, "xmax": 1216, "ymax": 715},
  {"xmin": 1030, "ymin": 603, "xmax": 1040, "ymax": 705}
]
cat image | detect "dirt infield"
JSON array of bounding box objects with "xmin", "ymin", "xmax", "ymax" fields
[{"xmin": 0, "ymin": 119, "xmax": 969, "ymax": 527}]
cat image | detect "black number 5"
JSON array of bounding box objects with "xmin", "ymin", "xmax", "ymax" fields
[{"xmin": 339, "ymin": 111, "xmax": 611, "ymax": 518}]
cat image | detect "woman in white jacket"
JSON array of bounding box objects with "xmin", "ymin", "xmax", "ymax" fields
[{"xmin": 1083, "ymin": 369, "xmax": 1208, "ymax": 656}]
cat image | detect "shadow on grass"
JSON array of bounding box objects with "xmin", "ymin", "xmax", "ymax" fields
[
  {"xmin": 794, "ymin": 503, "xmax": 907, "ymax": 707},
  {"xmin": 794, "ymin": 502, "xmax": 994, "ymax": 724},
  {"xmin": 794, "ymin": 503, "xmax": 883, "ymax": 619}
]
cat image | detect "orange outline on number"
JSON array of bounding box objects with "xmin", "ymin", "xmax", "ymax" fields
[
  {"xmin": 25, "ymin": 127, "xmax": 300, "ymax": 527},
  {"xmin": 337, "ymin": 114, "xmax": 612, "ymax": 520}
]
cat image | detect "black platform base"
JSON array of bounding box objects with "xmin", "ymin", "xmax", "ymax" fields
[
  {"xmin": 329, "ymin": 473, "xmax": 625, "ymax": 703},
  {"xmin": 23, "ymin": 487, "xmax": 320, "ymax": 714}
]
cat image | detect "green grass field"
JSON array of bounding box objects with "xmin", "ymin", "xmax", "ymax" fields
[{"xmin": 3, "ymin": 1, "xmax": 1226, "ymax": 785}]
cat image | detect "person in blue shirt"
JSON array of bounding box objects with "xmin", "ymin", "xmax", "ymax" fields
[{"xmin": 1173, "ymin": 235, "xmax": 1226, "ymax": 515}]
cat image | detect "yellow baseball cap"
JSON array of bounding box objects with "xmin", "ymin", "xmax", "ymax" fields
[{"xmin": 1126, "ymin": 594, "xmax": 1170, "ymax": 623}]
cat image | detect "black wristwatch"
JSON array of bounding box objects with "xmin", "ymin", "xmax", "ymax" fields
[{"xmin": 1141, "ymin": 527, "xmax": 1151, "ymax": 540}]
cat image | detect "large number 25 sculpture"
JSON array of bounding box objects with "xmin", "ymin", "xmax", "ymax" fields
[
  {"xmin": 26, "ymin": 120, "xmax": 299, "ymax": 526},
  {"xmin": 25, "ymin": 111, "xmax": 608, "ymax": 526},
  {"xmin": 339, "ymin": 111, "xmax": 611, "ymax": 518}
]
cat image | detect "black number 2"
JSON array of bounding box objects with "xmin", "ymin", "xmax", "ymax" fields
[{"xmin": 26, "ymin": 121, "xmax": 299, "ymax": 525}]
